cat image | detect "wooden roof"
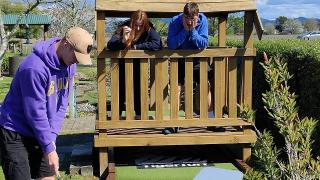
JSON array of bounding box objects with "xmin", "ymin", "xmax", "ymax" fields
[{"xmin": 96, "ymin": 0, "xmax": 257, "ymax": 18}]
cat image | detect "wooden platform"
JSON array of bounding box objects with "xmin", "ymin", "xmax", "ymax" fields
[{"xmin": 94, "ymin": 127, "xmax": 256, "ymax": 147}]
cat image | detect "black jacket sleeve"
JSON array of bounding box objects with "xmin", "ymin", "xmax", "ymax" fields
[
  {"xmin": 135, "ymin": 28, "xmax": 162, "ymax": 51},
  {"xmin": 107, "ymin": 34, "xmax": 126, "ymax": 51}
]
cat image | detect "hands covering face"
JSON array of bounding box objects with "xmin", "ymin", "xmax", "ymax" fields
[
  {"xmin": 183, "ymin": 14, "xmax": 198, "ymax": 32},
  {"xmin": 122, "ymin": 26, "xmax": 132, "ymax": 43}
]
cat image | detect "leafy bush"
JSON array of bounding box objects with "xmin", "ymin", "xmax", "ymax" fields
[
  {"xmin": 1, "ymin": 52, "xmax": 15, "ymax": 74},
  {"xmin": 243, "ymin": 55, "xmax": 320, "ymax": 180}
]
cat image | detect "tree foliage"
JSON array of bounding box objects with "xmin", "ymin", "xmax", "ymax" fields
[
  {"xmin": 275, "ymin": 16, "xmax": 288, "ymax": 33},
  {"xmin": 283, "ymin": 19, "xmax": 303, "ymax": 34},
  {"xmin": 47, "ymin": 0, "xmax": 95, "ymax": 37},
  {"xmin": 303, "ymin": 19, "xmax": 319, "ymax": 32},
  {"xmin": 244, "ymin": 53, "xmax": 320, "ymax": 180},
  {"xmin": 264, "ymin": 23, "xmax": 276, "ymax": 35},
  {"xmin": 227, "ymin": 15, "xmax": 244, "ymax": 35}
]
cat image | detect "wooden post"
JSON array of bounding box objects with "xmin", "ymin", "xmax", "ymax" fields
[
  {"xmin": 97, "ymin": 11, "xmax": 107, "ymax": 122},
  {"xmin": 219, "ymin": 15, "xmax": 227, "ymax": 112},
  {"xmin": 96, "ymin": 11, "xmax": 108, "ymax": 177},
  {"xmin": 242, "ymin": 11, "xmax": 254, "ymax": 162},
  {"xmin": 214, "ymin": 14, "xmax": 227, "ymax": 118},
  {"xmin": 43, "ymin": 24, "xmax": 49, "ymax": 40}
]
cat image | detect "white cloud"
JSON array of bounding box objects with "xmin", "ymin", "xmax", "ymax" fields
[
  {"xmin": 258, "ymin": 3, "xmax": 320, "ymax": 19},
  {"xmin": 257, "ymin": 0, "xmax": 268, "ymax": 5}
]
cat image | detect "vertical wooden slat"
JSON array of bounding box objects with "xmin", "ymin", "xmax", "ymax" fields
[
  {"xmin": 228, "ymin": 57, "xmax": 237, "ymax": 118},
  {"xmin": 163, "ymin": 59, "xmax": 169, "ymax": 116},
  {"xmin": 242, "ymin": 11, "xmax": 255, "ymax": 162},
  {"xmin": 97, "ymin": 11, "xmax": 106, "ymax": 121},
  {"xmin": 200, "ymin": 58, "xmax": 208, "ymax": 120},
  {"xmin": 155, "ymin": 59, "xmax": 164, "ymax": 120},
  {"xmin": 170, "ymin": 59, "xmax": 179, "ymax": 119},
  {"xmin": 149, "ymin": 60, "xmax": 156, "ymax": 110},
  {"xmin": 214, "ymin": 58, "xmax": 224, "ymax": 118},
  {"xmin": 219, "ymin": 15, "xmax": 227, "ymax": 111},
  {"xmin": 125, "ymin": 59, "xmax": 134, "ymax": 120},
  {"xmin": 185, "ymin": 58, "xmax": 193, "ymax": 119},
  {"xmin": 111, "ymin": 59, "xmax": 119, "ymax": 120},
  {"xmin": 140, "ymin": 58, "xmax": 149, "ymax": 120}
]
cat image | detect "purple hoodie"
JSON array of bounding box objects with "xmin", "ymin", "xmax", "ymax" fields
[{"xmin": 0, "ymin": 38, "xmax": 76, "ymax": 154}]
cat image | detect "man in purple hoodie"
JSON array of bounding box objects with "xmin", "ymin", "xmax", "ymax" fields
[{"xmin": 0, "ymin": 27, "xmax": 93, "ymax": 180}]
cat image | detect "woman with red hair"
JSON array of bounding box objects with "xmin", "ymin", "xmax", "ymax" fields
[{"xmin": 107, "ymin": 10, "xmax": 162, "ymax": 119}]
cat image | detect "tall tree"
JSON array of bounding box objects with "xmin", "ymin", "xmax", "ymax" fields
[
  {"xmin": 304, "ymin": 19, "xmax": 319, "ymax": 32},
  {"xmin": 0, "ymin": 0, "xmax": 60, "ymax": 77},
  {"xmin": 275, "ymin": 16, "xmax": 288, "ymax": 33},
  {"xmin": 283, "ymin": 19, "xmax": 303, "ymax": 34},
  {"xmin": 264, "ymin": 23, "xmax": 276, "ymax": 35},
  {"xmin": 47, "ymin": 0, "xmax": 95, "ymax": 37}
]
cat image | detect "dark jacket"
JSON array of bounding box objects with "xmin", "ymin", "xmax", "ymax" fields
[{"xmin": 107, "ymin": 20, "xmax": 162, "ymax": 51}]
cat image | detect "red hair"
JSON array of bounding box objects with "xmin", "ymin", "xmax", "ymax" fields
[{"xmin": 125, "ymin": 10, "xmax": 150, "ymax": 49}]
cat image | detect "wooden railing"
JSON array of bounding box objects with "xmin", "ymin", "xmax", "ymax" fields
[{"xmin": 95, "ymin": 47, "xmax": 256, "ymax": 130}]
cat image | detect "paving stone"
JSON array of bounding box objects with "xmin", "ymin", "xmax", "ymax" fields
[
  {"xmin": 69, "ymin": 164, "xmax": 80, "ymax": 175},
  {"xmin": 80, "ymin": 165, "xmax": 93, "ymax": 176}
]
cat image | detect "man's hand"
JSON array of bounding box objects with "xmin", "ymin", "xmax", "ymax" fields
[
  {"xmin": 191, "ymin": 16, "xmax": 198, "ymax": 30},
  {"xmin": 122, "ymin": 26, "xmax": 132, "ymax": 43},
  {"xmin": 45, "ymin": 150, "xmax": 60, "ymax": 177},
  {"xmin": 183, "ymin": 16, "xmax": 190, "ymax": 31}
]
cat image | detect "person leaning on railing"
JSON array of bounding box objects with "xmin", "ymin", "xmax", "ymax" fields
[
  {"xmin": 107, "ymin": 10, "xmax": 163, "ymax": 119},
  {"xmin": 163, "ymin": 2, "xmax": 212, "ymax": 134}
]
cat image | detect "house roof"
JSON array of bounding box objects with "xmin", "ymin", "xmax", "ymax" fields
[{"xmin": 3, "ymin": 14, "xmax": 51, "ymax": 25}]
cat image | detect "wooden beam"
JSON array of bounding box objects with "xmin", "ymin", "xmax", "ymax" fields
[
  {"xmin": 94, "ymin": 130, "xmax": 257, "ymax": 147},
  {"xmin": 96, "ymin": 118, "xmax": 252, "ymax": 129},
  {"xmin": 96, "ymin": 0, "xmax": 257, "ymax": 14},
  {"xmin": 254, "ymin": 10, "xmax": 264, "ymax": 40},
  {"xmin": 242, "ymin": 10, "xmax": 255, "ymax": 162},
  {"xmin": 99, "ymin": 48, "xmax": 256, "ymax": 59},
  {"xmin": 97, "ymin": 11, "xmax": 107, "ymax": 121},
  {"xmin": 218, "ymin": 14, "xmax": 228, "ymax": 114}
]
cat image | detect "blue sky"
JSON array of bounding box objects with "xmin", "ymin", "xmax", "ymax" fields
[{"xmin": 257, "ymin": 0, "xmax": 320, "ymax": 20}]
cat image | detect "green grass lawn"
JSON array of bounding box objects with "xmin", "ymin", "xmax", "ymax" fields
[
  {"xmin": 116, "ymin": 163, "xmax": 237, "ymax": 180},
  {"xmin": 1, "ymin": 163, "xmax": 237, "ymax": 180},
  {"xmin": 0, "ymin": 167, "xmax": 97, "ymax": 180},
  {"xmin": 0, "ymin": 76, "xmax": 13, "ymax": 102}
]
